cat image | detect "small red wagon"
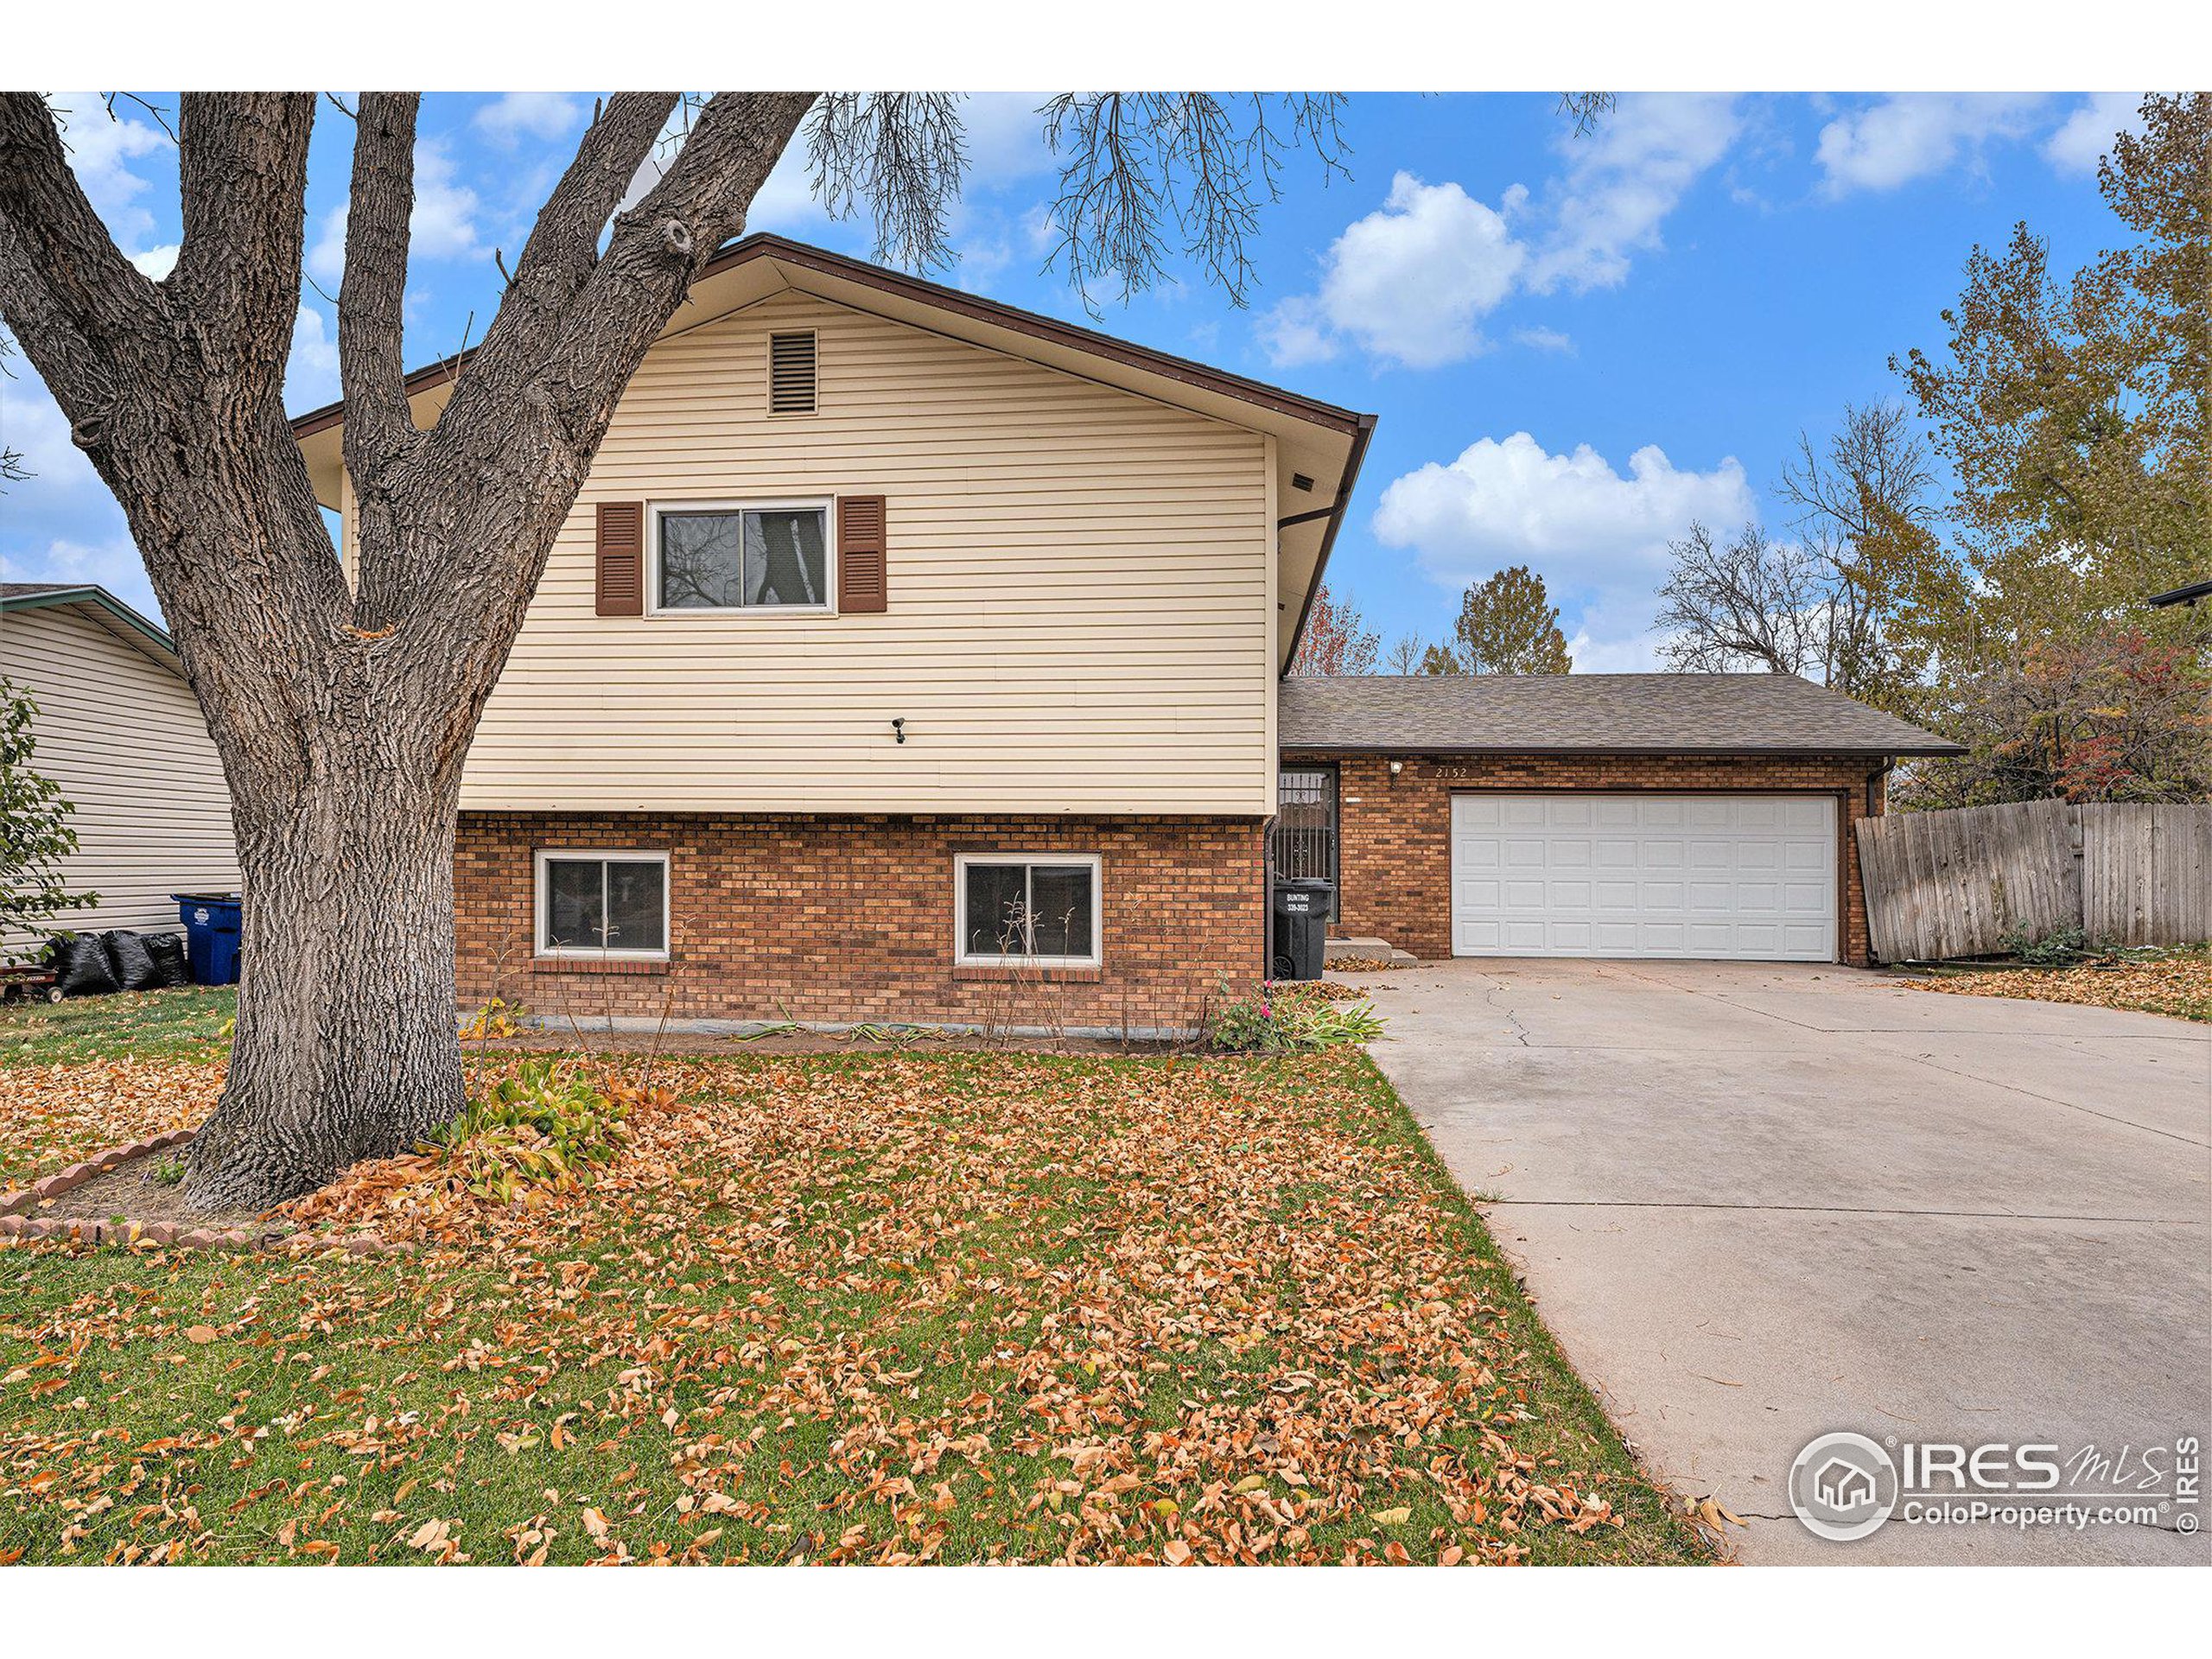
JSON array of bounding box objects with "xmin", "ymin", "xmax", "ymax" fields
[{"xmin": 0, "ymin": 964, "xmax": 63, "ymax": 1005}]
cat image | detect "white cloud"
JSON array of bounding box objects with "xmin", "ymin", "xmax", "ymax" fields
[
  {"xmin": 1376, "ymin": 432, "xmax": 1755, "ymax": 676},
  {"xmin": 130, "ymin": 245, "xmax": 179, "ymax": 279},
  {"xmin": 48, "ymin": 93, "xmax": 168, "ymax": 246},
  {"xmin": 286, "ymin": 306, "xmax": 340, "ymax": 410},
  {"xmin": 1260, "ymin": 172, "xmax": 1526, "ymax": 369},
  {"xmin": 1526, "ymin": 93, "xmax": 1740, "ymax": 293},
  {"xmin": 473, "ymin": 92, "xmax": 585, "ymax": 146},
  {"xmin": 1259, "ymin": 98, "xmax": 1740, "ymax": 370},
  {"xmin": 1373, "ymin": 431, "xmax": 1753, "ymax": 593},
  {"xmin": 1815, "ymin": 94, "xmax": 2047, "ymax": 195},
  {"xmin": 409, "ymin": 142, "xmax": 482, "ymax": 261},
  {"xmin": 2042, "ymin": 92, "xmax": 2146, "ymax": 176},
  {"xmin": 1512, "ymin": 325, "xmax": 1574, "ymax": 354},
  {"xmin": 307, "ymin": 140, "xmax": 482, "ymax": 287}
]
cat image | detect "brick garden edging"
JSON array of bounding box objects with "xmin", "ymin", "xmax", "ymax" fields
[{"xmin": 0, "ymin": 1129, "xmax": 398, "ymax": 1255}]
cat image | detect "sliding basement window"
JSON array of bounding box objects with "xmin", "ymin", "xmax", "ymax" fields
[
  {"xmin": 955, "ymin": 855, "xmax": 1102, "ymax": 969},
  {"xmin": 535, "ymin": 850, "xmax": 671, "ymax": 961}
]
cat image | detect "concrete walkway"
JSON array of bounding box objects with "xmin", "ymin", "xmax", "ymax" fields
[{"xmin": 1352, "ymin": 957, "xmax": 2212, "ymax": 1564}]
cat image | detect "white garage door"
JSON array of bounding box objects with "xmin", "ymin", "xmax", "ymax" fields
[{"xmin": 1450, "ymin": 793, "xmax": 1837, "ymax": 961}]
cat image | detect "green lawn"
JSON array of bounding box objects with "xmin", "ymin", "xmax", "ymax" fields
[
  {"xmin": 0, "ymin": 997, "xmax": 1705, "ymax": 1566},
  {"xmin": 0, "ymin": 985, "xmax": 236, "ymax": 1065}
]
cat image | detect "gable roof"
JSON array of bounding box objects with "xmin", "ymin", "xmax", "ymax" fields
[
  {"xmin": 0, "ymin": 582, "xmax": 181, "ymax": 671},
  {"xmin": 288, "ymin": 233, "xmax": 1376, "ymax": 674},
  {"xmin": 1277, "ymin": 672, "xmax": 1966, "ymax": 757}
]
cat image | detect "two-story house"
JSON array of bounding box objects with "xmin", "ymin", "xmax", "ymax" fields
[{"xmin": 294, "ymin": 234, "xmax": 1957, "ymax": 1035}]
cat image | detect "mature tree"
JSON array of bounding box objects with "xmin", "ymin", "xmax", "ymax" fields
[
  {"xmin": 1656, "ymin": 403, "xmax": 1943, "ymax": 708},
  {"xmin": 1897, "ymin": 629, "xmax": 2212, "ymax": 809},
  {"xmin": 0, "ymin": 678, "xmax": 97, "ymax": 962},
  {"xmin": 1894, "ymin": 92, "xmax": 2209, "ymax": 653},
  {"xmin": 1454, "ymin": 565, "xmax": 1571, "ymax": 674},
  {"xmin": 1419, "ymin": 642, "xmax": 1465, "ymax": 675},
  {"xmin": 1382, "ymin": 632, "xmax": 1424, "ymax": 675},
  {"xmin": 1288, "ymin": 582, "xmax": 1380, "ymax": 677},
  {"xmin": 0, "ymin": 91, "xmax": 1363, "ymax": 1209}
]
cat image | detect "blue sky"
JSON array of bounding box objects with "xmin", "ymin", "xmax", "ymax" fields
[{"xmin": 0, "ymin": 91, "xmax": 2145, "ymax": 667}]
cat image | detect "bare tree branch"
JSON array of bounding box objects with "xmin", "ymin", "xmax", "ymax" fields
[
  {"xmin": 807, "ymin": 92, "xmax": 967, "ymax": 270},
  {"xmin": 102, "ymin": 91, "xmax": 178, "ymax": 143},
  {"xmin": 1039, "ymin": 93, "xmax": 1349, "ymax": 314},
  {"xmin": 1556, "ymin": 93, "xmax": 1618, "ymax": 137},
  {"xmin": 0, "ymin": 92, "xmax": 162, "ymax": 391}
]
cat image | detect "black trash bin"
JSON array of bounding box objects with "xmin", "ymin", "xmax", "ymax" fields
[{"xmin": 1270, "ymin": 876, "xmax": 1334, "ymax": 982}]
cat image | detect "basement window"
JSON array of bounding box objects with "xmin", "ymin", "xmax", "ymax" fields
[
  {"xmin": 955, "ymin": 855, "xmax": 1102, "ymax": 968},
  {"xmin": 536, "ymin": 850, "xmax": 670, "ymax": 960}
]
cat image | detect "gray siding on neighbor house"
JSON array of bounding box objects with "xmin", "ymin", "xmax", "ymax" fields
[{"xmin": 0, "ymin": 600, "xmax": 239, "ymax": 939}]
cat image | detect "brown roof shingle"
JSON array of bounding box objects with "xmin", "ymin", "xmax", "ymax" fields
[{"xmin": 1279, "ymin": 673, "xmax": 1964, "ymax": 756}]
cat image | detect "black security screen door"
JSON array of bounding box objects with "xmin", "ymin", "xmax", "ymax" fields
[{"xmin": 1271, "ymin": 766, "xmax": 1338, "ymax": 883}]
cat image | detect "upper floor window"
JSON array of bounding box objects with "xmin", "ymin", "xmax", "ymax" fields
[{"xmin": 651, "ymin": 500, "xmax": 831, "ymax": 612}]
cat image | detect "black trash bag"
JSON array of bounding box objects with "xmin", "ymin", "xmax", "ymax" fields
[
  {"xmin": 102, "ymin": 929, "xmax": 161, "ymax": 992},
  {"xmin": 49, "ymin": 933, "xmax": 120, "ymax": 998},
  {"xmin": 141, "ymin": 931, "xmax": 191, "ymax": 990}
]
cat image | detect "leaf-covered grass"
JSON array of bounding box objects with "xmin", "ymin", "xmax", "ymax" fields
[
  {"xmin": 0, "ymin": 986, "xmax": 236, "ymax": 1066},
  {"xmin": 0, "ymin": 1051, "xmax": 1707, "ymax": 1565},
  {"xmin": 1911, "ymin": 945, "xmax": 2212, "ymax": 1025}
]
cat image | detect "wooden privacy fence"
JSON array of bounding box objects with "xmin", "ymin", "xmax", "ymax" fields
[{"xmin": 1853, "ymin": 799, "xmax": 2212, "ymax": 962}]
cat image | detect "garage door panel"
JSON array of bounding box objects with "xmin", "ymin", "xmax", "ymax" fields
[{"xmin": 1450, "ymin": 792, "xmax": 1836, "ymax": 962}]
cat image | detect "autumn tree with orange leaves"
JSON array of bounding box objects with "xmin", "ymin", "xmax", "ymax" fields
[{"xmin": 1288, "ymin": 584, "xmax": 1380, "ymax": 676}]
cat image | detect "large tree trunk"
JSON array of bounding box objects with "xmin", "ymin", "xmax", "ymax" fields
[
  {"xmin": 183, "ymin": 742, "xmax": 465, "ymax": 1212},
  {"xmin": 0, "ymin": 91, "xmax": 815, "ymax": 1212}
]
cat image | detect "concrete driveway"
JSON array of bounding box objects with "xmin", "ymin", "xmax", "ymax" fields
[{"xmin": 1354, "ymin": 957, "xmax": 2211, "ymax": 1564}]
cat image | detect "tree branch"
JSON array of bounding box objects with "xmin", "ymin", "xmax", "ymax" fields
[
  {"xmin": 339, "ymin": 92, "xmax": 422, "ymax": 493},
  {"xmin": 0, "ymin": 92, "xmax": 161, "ymax": 379},
  {"xmin": 172, "ymin": 92, "xmax": 315, "ymax": 387}
]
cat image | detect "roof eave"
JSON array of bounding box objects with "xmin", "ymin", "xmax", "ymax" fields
[
  {"xmin": 1279, "ymin": 412, "xmax": 1377, "ymax": 680},
  {"xmin": 1277, "ymin": 741, "xmax": 1970, "ymax": 759}
]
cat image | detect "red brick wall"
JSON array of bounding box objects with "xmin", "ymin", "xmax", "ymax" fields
[
  {"xmin": 1287, "ymin": 753, "xmax": 1891, "ymax": 965},
  {"xmin": 454, "ymin": 812, "xmax": 1263, "ymax": 1034}
]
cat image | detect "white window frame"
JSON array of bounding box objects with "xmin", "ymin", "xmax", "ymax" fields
[
  {"xmin": 533, "ymin": 849, "xmax": 672, "ymax": 962},
  {"xmin": 645, "ymin": 497, "xmax": 836, "ymax": 617},
  {"xmin": 953, "ymin": 853, "xmax": 1104, "ymax": 969}
]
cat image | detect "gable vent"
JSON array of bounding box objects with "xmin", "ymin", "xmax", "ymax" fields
[{"xmin": 768, "ymin": 330, "xmax": 817, "ymax": 415}]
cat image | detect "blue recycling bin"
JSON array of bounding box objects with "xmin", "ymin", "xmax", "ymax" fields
[{"xmin": 171, "ymin": 892, "xmax": 243, "ymax": 985}]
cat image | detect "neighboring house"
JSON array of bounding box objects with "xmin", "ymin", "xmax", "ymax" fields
[
  {"xmin": 0, "ymin": 583, "xmax": 241, "ymax": 938},
  {"xmin": 292, "ymin": 233, "xmax": 1958, "ymax": 1033}
]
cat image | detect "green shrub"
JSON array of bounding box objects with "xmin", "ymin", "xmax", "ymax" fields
[
  {"xmin": 429, "ymin": 1060, "xmax": 629, "ymax": 1204},
  {"xmin": 1999, "ymin": 920, "xmax": 2091, "ymax": 965},
  {"xmin": 1211, "ymin": 980, "xmax": 1385, "ymax": 1052}
]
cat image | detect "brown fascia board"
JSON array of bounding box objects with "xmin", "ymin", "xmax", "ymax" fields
[
  {"xmin": 1278, "ymin": 741, "xmax": 1970, "ymax": 759},
  {"xmin": 289, "ymin": 232, "xmax": 1370, "ymax": 439}
]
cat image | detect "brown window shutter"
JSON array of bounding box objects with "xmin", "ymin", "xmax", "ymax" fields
[
  {"xmin": 595, "ymin": 501, "xmax": 644, "ymax": 616},
  {"xmin": 838, "ymin": 495, "xmax": 887, "ymax": 613}
]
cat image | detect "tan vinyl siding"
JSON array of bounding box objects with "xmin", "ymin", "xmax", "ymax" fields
[
  {"xmin": 458, "ymin": 292, "xmax": 1274, "ymax": 815},
  {"xmin": 0, "ymin": 605, "xmax": 239, "ymax": 940}
]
